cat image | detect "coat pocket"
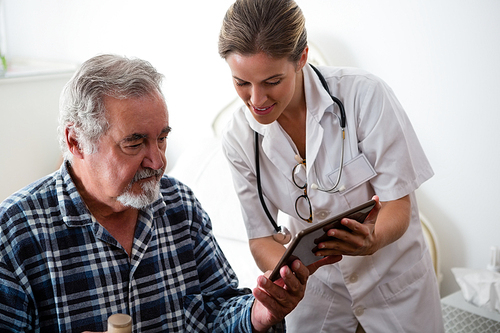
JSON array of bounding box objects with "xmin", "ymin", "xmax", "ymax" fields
[
  {"xmin": 377, "ymin": 252, "xmax": 433, "ymax": 302},
  {"xmin": 326, "ymin": 153, "xmax": 377, "ymax": 195}
]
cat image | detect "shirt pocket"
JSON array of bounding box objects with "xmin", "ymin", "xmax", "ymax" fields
[{"xmin": 326, "ymin": 153, "xmax": 377, "ymax": 195}]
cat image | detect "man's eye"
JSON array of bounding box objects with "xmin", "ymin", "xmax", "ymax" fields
[{"xmin": 126, "ymin": 142, "xmax": 143, "ymax": 149}]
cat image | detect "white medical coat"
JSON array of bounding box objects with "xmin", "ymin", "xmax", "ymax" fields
[{"xmin": 222, "ymin": 65, "xmax": 444, "ymax": 332}]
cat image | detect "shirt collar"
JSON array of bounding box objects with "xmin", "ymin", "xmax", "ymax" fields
[
  {"xmin": 303, "ymin": 64, "xmax": 336, "ymax": 121},
  {"xmin": 57, "ymin": 161, "xmax": 166, "ymax": 227},
  {"xmin": 244, "ymin": 64, "xmax": 335, "ymax": 134},
  {"xmin": 241, "ymin": 64, "xmax": 338, "ymax": 174},
  {"xmin": 57, "ymin": 161, "xmax": 94, "ymax": 227}
]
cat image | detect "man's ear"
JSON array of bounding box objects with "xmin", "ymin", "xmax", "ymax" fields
[{"xmin": 65, "ymin": 126, "xmax": 84, "ymax": 159}]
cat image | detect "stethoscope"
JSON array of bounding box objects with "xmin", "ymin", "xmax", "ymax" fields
[{"xmin": 254, "ymin": 64, "xmax": 347, "ymax": 245}]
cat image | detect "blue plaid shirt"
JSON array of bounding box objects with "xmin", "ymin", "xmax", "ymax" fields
[{"xmin": 0, "ymin": 163, "xmax": 278, "ymax": 332}]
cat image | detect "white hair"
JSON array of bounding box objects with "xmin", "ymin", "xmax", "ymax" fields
[{"xmin": 58, "ymin": 54, "xmax": 165, "ymax": 162}]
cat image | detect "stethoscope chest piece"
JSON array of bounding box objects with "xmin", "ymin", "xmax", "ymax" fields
[{"xmin": 272, "ymin": 225, "xmax": 292, "ymax": 245}]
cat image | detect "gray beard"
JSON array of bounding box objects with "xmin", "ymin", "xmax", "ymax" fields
[{"xmin": 117, "ymin": 168, "xmax": 162, "ymax": 209}]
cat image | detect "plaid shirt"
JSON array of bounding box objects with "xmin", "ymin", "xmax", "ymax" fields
[{"xmin": 0, "ymin": 163, "xmax": 280, "ymax": 333}]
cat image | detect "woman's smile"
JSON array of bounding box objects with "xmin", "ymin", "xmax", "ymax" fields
[{"xmin": 252, "ymin": 104, "xmax": 275, "ymax": 116}]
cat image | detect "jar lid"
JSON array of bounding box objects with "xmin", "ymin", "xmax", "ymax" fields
[{"xmin": 108, "ymin": 313, "xmax": 132, "ymax": 328}]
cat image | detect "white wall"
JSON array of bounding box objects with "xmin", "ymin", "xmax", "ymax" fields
[
  {"xmin": 296, "ymin": 0, "xmax": 500, "ymax": 297},
  {"xmin": 2, "ymin": 0, "xmax": 237, "ymax": 170},
  {"xmin": 2, "ymin": 0, "xmax": 499, "ymax": 297},
  {"xmin": 0, "ymin": 72, "xmax": 74, "ymax": 201}
]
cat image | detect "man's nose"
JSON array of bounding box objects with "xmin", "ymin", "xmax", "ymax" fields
[{"xmin": 143, "ymin": 143, "xmax": 165, "ymax": 171}]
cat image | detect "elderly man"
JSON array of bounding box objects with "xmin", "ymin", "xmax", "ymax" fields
[{"xmin": 0, "ymin": 54, "xmax": 315, "ymax": 332}]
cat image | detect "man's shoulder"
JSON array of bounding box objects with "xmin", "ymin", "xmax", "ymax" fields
[
  {"xmin": 0, "ymin": 172, "xmax": 59, "ymax": 218},
  {"xmin": 159, "ymin": 174, "xmax": 191, "ymax": 195},
  {"xmin": 157, "ymin": 174, "xmax": 204, "ymax": 221},
  {"xmin": 158, "ymin": 175, "xmax": 198, "ymax": 207},
  {"xmin": 0, "ymin": 171, "xmax": 61, "ymax": 255}
]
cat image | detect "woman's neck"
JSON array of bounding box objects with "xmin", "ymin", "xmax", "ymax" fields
[{"xmin": 277, "ymin": 69, "xmax": 307, "ymax": 158}]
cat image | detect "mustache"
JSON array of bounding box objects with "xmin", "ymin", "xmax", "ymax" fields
[{"xmin": 131, "ymin": 168, "xmax": 164, "ymax": 184}]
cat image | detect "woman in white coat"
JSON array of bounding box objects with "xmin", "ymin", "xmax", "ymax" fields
[{"xmin": 218, "ymin": 0, "xmax": 444, "ymax": 332}]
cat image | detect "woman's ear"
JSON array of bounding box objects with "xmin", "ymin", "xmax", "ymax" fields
[
  {"xmin": 65, "ymin": 126, "xmax": 84, "ymax": 159},
  {"xmin": 296, "ymin": 46, "xmax": 309, "ymax": 71}
]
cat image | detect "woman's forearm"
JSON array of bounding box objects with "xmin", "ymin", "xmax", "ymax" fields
[
  {"xmin": 375, "ymin": 195, "xmax": 412, "ymax": 250},
  {"xmin": 249, "ymin": 236, "xmax": 287, "ymax": 272}
]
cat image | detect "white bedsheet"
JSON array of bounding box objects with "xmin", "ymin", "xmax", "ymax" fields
[{"xmin": 169, "ymin": 137, "xmax": 261, "ymax": 288}]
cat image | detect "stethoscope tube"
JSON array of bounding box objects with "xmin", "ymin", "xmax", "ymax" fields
[
  {"xmin": 254, "ymin": 131, "xmax": 280, "ymax": 232},
  {"xmin": 254, "ymin": 63, "xmax": 347, "ymax": 243},
  {"xmin": 310, "ymin": 65, "xmax": 346, "ymax": 128},
  {"xmin": 255, "ymin": 132, "xmax": 292, "ymax": 245}
]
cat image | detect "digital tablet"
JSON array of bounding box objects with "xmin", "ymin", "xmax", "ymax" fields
[{"xmin": 269, "ymin": 199, "xmax": 376, "ymax": 281}]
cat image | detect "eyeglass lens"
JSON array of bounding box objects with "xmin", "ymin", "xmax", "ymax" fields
[{"xmin": 292, "ymin": 161, "xmax": 313, "ymax": 223}]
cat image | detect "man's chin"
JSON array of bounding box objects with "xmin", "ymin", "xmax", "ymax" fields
[{"xmin": 117, "ymin": 180, "xmax": 160, "ymax": 209}]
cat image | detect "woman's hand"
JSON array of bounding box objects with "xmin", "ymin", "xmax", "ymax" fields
[
  {"xmin": 306, "ymin": 255, "xmax": 343, "ymax": 275},
  {"xmin": 312, "ymin": 195, "xmax": 411, "ymax": 257}
]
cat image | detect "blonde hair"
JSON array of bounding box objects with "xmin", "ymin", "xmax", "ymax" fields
[{"xmin": 218, "ymin": 0, "xmax": 307, "ymax": 62}]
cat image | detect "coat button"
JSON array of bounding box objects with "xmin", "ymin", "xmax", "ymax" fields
[
  {"xmin": 349, "ymin": 273, "xmax": 358, "ymax": 283},
  {"xmin": 315, "ymin": 210, "xmax": 330, "ymax": 220},
  {"xmin": 354, "ymin": 306, "xmax": 365, "ymax": 317}
]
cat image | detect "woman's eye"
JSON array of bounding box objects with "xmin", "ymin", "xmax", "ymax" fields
[
  {"xmin": 235, "ymin": 81, "xmax": 249, "ymax": 87},
  {"xmin": 267, "ymin": 80, "xmax": 281, "ymax": 86},
  {"xmin": 235, "ymin": 79, "xmax": 280, "ymax": 87}
]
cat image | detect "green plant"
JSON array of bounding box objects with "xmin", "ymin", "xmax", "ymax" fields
[{"xmin": 0, "ymin": 54, "xmax": 6, "ymax": 70}]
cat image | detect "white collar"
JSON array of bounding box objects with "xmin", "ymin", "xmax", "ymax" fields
[{"xmin": 243, "ymin": 64, "xmax": 337, "ymax": 175}]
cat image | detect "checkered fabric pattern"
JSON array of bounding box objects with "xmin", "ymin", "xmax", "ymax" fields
[{"xmin": 0, "ymin": 163, "xmax": 282, "ymax": 332}]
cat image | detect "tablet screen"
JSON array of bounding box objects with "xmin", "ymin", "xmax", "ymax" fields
[{"xmin": 269, "ymin": 200, "xmax": 376, "ymax": 281}]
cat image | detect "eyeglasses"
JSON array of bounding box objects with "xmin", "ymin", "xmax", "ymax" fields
[{"xmin": 292, "ymin": 158, "xmax": 313, "ymax": 223}]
